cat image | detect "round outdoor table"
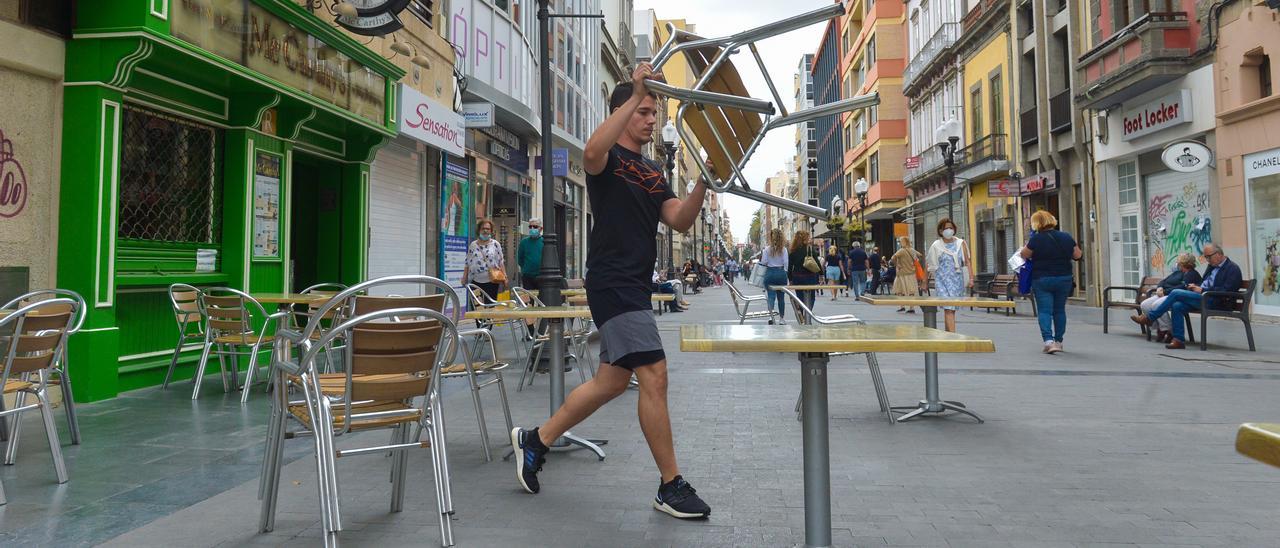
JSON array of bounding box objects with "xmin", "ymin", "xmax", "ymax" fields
[
  {"xmin": 858, "ymin": 295, "xmax": 1015, "ymax": 422},
  {"xmin": 681, "ymin": 323, "xmax": 994, "ymax": 548},
  {"xmin": 564, "ymin": 293, "xmax": 676, "ymax": 314},
  {"xmin": 526, "ymin": 288, "xmax": 587, "ymax": 298},
  {"xmin": 1236, "ymin": 422, "xmax": 1280, "ymax": 468},
  {"xmin": 464, "ymin": 306, "xmax": 605, "ymax": 460},
  {"xmin": 250, "ymin": 293, "xmax": 328, "ymax": 305}
]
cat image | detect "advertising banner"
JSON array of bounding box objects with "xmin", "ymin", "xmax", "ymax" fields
[{"xmin": 441, "ymin": 159, "xmax": 471, "ymax": 316}]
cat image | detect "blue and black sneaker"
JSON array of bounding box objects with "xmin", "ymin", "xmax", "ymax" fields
[
  {"xmin": 653, "ymin": 475, "xmax": 711, "ymax": 519},
  {"xmin": 511, "ymin": 427, "xmax": 548, "ymax": 494}
]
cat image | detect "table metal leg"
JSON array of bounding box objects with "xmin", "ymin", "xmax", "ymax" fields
[
  {"xmin": 891, "ymin": 305, "xmax": 983, "ymax": 423},
  {"xmin": 547, "ymin": 318, "xmax": 608, "ymax": 459},
  {"xmin": 799, "ymin": 352, "xmax": 831, "ymax": 548}
]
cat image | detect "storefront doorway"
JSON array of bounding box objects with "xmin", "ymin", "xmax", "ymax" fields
[{"xmin": 290, "ymin": 152, "xmax": 344, "ymax": 291}]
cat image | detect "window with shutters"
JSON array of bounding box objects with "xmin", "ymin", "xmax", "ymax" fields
[{"xmin": 118, "ymin": 107, "xmax": 221, "ymax": 244}]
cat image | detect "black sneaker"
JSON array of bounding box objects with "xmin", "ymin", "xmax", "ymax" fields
[
  {"xmin": 511, "ymin": 427, "xmax": 548, "ymax": 494},
  {"xmin": 653, "ymin": 475, "xmax": 710, "ymax": 519}
]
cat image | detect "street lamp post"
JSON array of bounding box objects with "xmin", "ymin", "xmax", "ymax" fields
[
  {"xmin": 854, "ymin": 177, "xmax": 869, "ymax": 245},
  {"xmin": 661, "ymin": 121, "xmax": 679, "ymax": 277},
  {"xmin": 536, "ymin": 1, "xmax": 602, "ymax": 449},
  {"xmin": 830, "ymin": 194, "xmax": 844, "ymax": 249},
  {"xmin": 935, "ymin": 118, "xmax": 962, "ymax": 221}
]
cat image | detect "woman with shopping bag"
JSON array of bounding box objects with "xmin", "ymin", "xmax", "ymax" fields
[{"xmin": 890, "ymin": 236, "xmax": 924, "ymax": 313}]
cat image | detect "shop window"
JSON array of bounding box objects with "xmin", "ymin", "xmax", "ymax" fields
[{"xmin": 118, "ymin": 108, "xmax": 221, "ymax": 244}]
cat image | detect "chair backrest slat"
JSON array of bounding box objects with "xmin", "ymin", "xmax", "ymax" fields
[
  {"xmin": 350, "ymin": 374, "xmax": 431, "ymax": 402},
  {"xmin": 354, "ymin": 294, "xmax": 445, "ymax": 316},
  {"xmin": 1, "ymin": 299, "xmax": 74, "ymax": 382},
  {"xmin": 19, "ymin": 311, "xmax": 73, "ymax": 332}
]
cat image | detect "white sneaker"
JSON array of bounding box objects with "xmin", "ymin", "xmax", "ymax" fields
[
  {"xmin": 1050, "ymin": 342, "xmax": 1063, "ymax": 354},
  {"xmin": 1042, "ymin": 341, "xmax": 1054, "ymax": 354}
]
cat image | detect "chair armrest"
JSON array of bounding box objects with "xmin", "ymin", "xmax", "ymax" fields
[{"xmin": 1101, "ymin": 285, "xmax": 1139, "ymax": 304}]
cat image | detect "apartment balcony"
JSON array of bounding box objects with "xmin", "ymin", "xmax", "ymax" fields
[
  {"xmin": 962, "ymin": 0, "xmax": 1011, "ymax": 36},
  {"xmin": 1075, "ymin": 8, "xmax": 1196, "ymax": 109},
  {"xmin": 903, "ymin": 146, "xmax": 947, "ymax": 187},
  {"xmin": 954, "ymin": 134, "xmax": 1010, "ymax": 183},
  {"xmin": 903, "ymin": 23, "xmax": 960, "ymax": 96},
  {"xmin": 1049, "ymin": 89, "xmax": 1072, "ymax": 134},
  {"xmin": 1020, "ymin": 107, "xmax": 1038, "ymax": 147}
]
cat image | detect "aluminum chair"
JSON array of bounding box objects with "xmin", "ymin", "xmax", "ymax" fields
[
  {"xmin": 465, "ymin": 283, "xmax": 526, "ymax": 363},
  {"xmin": 780, "ymin": 287, "xmax": 894, "ymax": 424},
  {"xmin": 192, "ymin": 288, "xmax": 289, "ymax": 401},
  {"xmin": 296, "ymin": 283, "xmax": 352, "ymax": 373},
  {"xmin": 0, "ymin": 298, "xmax": 76, "ymax": 505},
  {"xmin": 511, "ymin": 292, "xmax": 586, "ymax": 392},
  {"xmin": 646, "ymin": 3, "xmax": 878, "ymax": 222},
  {"xmin": 162, "ymin": 284, "xmax": 206, "ymax": 391},
  {"xmin": 1, "ymin": 289, "xmax": 87, "ymax": 445},
  {"xmin": 726, "ymin": 281, "xmax": 778, "ymax": 324},
  {"xmin": 257, "ymin": 277, "xmax": 459, "ymax": 547}
]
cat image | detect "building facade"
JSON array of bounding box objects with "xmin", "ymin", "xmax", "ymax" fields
[
  {"xmin": 60, "ymin": 0, "xmax": 408, "ymax": 399},
  {"xmin": 840, "ymin": 0, "xmax": 909, "ymax": 250},
  {"xmin": 1012, "ymin": 0, "xmax": 1094, "ymax": 298},
  {"xmin": 0, "ymin": 2, "xmax": 69, "ymax": 306},
  {"xmin": 1077, "ymin": 0, "xmax": 1216, "ymax": 304},
  {"xmin": 903, "ymin": 0, "xmax": 965, "ymax": 251},
  {"xmin": 1211, "ymin": 1, "xmax": 1280, "ymax": 316},
  {"xmin": 814, "ymin": 17, "xmax": 845, "ymax": 211},
  {"xmin": 795, "ymin": 53, "xmax": 818, "ymax": 211}
]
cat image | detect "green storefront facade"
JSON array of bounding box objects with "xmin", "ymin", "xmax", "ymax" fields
[{"xmin": 58, "ymin": 0, "xmax": 405, "ymax": 401}]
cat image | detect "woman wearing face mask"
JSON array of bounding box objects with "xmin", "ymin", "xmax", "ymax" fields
[
  {"xmin": 464, "ymin": 218, "xmax": 507, "ymax": 300},
  {"xmin": 926, "ymin": 218, "xmax": 974, "ymax": 332}
]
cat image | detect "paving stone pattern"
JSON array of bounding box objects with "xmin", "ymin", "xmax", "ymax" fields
[{"xmin": 2, "ymin": 284, "xmax": 1278, "ymax": 547}]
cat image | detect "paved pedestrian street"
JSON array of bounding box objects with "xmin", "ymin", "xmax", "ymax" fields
[{"xmin": 2, "ymin": 286, "xmax": 1277, "ymax": 547}]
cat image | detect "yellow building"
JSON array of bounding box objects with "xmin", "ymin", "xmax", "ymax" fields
[
  {"xmin": 954, "ymin": 1, "xmax": 1016, "ymax": 272},
  {"xmin": 656, "ymin": 18, "xmax": 706, "ymax": 265}
]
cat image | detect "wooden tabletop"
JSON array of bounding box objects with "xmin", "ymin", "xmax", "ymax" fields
[
  {"xmin": 465, "ymin": 306, "xmax": 593, "ymax": 320},
  {"xmin": 772, "ymin": 285, "xmax": 845, "ymax": 291},
  {"xmin": 859, "ymin": 295, "xmax": 1016, "ymax": 308},
  {"xmin": 566, "ymin": 294, "xmax": 676, "ymax": 303},
  {"xmin": 526, "ymin": 288, "xmax": 587, "ymax": 297},
  {"xmin": 680, "ymin": 324, "xmax": 996, "ymax": 354},
  {"xmin": 1236, "ymin": 423, "xmax": 1280, "ymax": 468},
  {"xmin": 251, "ymin": 293, "xmax": 328, "ymax": 305}
]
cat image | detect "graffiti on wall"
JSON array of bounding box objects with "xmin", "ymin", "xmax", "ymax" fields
[
  {"xmin": 0, "ymin": 129, "xmax": 28, "ymax": 218},
  {"xmin": 1147, "ymin": 181, "xmax": 1211, "ymax": 272}
]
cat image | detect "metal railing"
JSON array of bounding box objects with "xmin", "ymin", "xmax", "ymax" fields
[
  {"xmin": 903, "ymin": 23, "xmax": 960, "ymax": 92},
  {"xmin": 1020, "ymin": 107, "xmax": 1038, "ymax": 146},
  {"xmin": 1049, "ymin": 89, "xmax": 1072, "ymax": 134},
  {"xmin": 955, "ymin": 133, "xmax": 1007, "ymax": 169},
  {"xmin": 903, "ymin": 146, "xmax": 948, "ymax": 186}
]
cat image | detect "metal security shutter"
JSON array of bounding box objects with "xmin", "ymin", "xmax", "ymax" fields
[
  {"xmin": 1142, "ymin": 169, "xmax": 1210, "ymax": 275},
  {"xmin": 982, "ymin": 222, "xmax": 995, "ymax": 273},
  {"xmin": 368, "ymin": 142, "xmax": 425, "ymax": 296}
]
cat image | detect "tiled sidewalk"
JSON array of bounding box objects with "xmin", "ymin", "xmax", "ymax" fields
[{"xmin": 2, "ymin": 285, "xmax": 1278, "ymax": 547}]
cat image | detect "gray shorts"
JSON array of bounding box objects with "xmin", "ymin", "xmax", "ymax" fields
[{"xmin": 589, "ymin": 287, "xmax": 665, "ymax": 369}]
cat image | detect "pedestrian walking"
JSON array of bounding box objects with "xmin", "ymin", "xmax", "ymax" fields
[
  {"xmin": 825, "ymin": 245, "xmax": 843, "ymax": 300},
  {"xmin": 788, "ymin": 230, "xmax": 820, "ymax": 311},
  {"xmin": 846, "ymin": 241, "xmax": 868, "ymax": 300},
  {"xmin": 867, "ymin": 246, "xmax": 882, "ymax": 294},
  {"xmin": 517, "ymin": 217, "xmax": 544, "ymax": 289},
  {"xmin": 463, "ymin": 218, "xmax": 507, "ymax": 300},
  {"xmin": 1019, "ymin": 210, "xmax": 1083, "ymax": 354},
  {"xmin": 926, "ymin": 218, "xmax": 974, "ymax": 333},
  {"xmin": 511, "ymin": 66, "xmax": 711, "ymax": 519},
  {"xmin": 890, "ymin": 236, "xmax": 922, "ymax": 313},
  {"xmin": 760, "ymin": 228, "xmax": 790, "ymax": 323}
]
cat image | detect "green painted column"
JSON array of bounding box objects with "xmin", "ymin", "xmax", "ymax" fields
[{"xmin": 57, "ymin": 84, "xmax": 125, "ymax": 402}]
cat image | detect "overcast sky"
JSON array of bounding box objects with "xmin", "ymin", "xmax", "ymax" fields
[{"xmin": 633, "ymin": 0, "xmax": 828, "ymax": 244}]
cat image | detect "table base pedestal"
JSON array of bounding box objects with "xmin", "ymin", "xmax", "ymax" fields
[
  {"xmin": 891, "ymin": 399, "xmax": 983, "ymax": 423},
  {"xmin": 799, "ymin": 352, "xmax": 831, "ymax": 548}
]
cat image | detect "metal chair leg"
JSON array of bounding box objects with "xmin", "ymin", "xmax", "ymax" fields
[
  {"xmin": 495, "ymin": 373, "xmax": 514, "ymax": 433},
  {"xmin": 241, "ymin": 345, "xmax": 263, "ymax": 404},
  {"xmin": 865, "ymin": 352, "xmax": 895, "ymax": 424},
  {"xmin": 163, "ymin": 332, "xmax": 185, "ymax": 389},
  {"xmin": 56, "ymin": 349, "xmax": 82, "ymax": 444},
  {"xmin": 226, "ymin": 350, "xmax": 240, "ymax": 394},
  {"xmin": 36, "ymin": 386, "xmax": 68, "ymax": 484},
  {"xmin": 4, "ymin": 388, "xmax": 27, "ymax": 465},
  {"xmin": 191, "ymin": 339, "xmax": 214, "ymax": 400}
]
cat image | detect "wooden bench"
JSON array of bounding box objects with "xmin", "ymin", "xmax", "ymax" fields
[
  {"xmin": 1102, "ymin": 276, "xmax": 1164, "ymax": 336},
  {"xmin": 985, "ymin": 274, "xmax": 1019, "ymax": 316},
  {"xmin": 968, "ymin": 272, "xmax": 996, "ymax": 311}
]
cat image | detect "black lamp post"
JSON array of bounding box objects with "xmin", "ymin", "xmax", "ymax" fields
[
  {"xmin": 536, "ymin": 1, "xmax": 602, "ymax": 442},
  {"xmin": 661, "ymin": 121, "xmax": 679, "ymax": 277},
  {"xmin": 935, "ymin": 118, "xmax": 962, "ymax": 221},
  {"xmin": 854, "ymin": 177, "xmax": 869, "ymax": 245}
]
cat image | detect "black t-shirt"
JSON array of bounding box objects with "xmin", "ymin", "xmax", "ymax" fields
[
  {"xmin": 848, "ymin": 248, "xmax": 868, "ymax": 271},
  {"xmin": 868, "ymin": 252, "xmax": 881, "ymax": 270},
  {"xmin": 585, "ymin": 145, "xmax": 677, "ymax": 291},
  {"xmin": 1027, "ymin": 229, "xmax": 1078, "ymax": 279}
]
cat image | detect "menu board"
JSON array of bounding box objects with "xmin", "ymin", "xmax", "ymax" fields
[{"xmin": 253, "ymin": 151, "xmax": 282, "ymax": 258}]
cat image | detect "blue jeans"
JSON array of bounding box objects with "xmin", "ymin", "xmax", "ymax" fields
[
  {"xmin": 1145, "ymin": 288, "xmax": 1202, "ymax": 342},
  {"xmin": 790, "ymin": 271, "xmax": 818, "ymax": 311},
  {"xmin": 849, "ymin": 270, "xmax": 867, "ymax": 298},
  {"xmin": 764, "ymin": 267, "xmax": 788, "ymax": 318},
  {"xmin": 1032, "ymin": 275, "xmax": 1073, "ymax": 343}
]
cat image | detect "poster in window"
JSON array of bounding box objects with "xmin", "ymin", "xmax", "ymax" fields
[
  {"xmin": 253, "ymin": 151, "xmax": 282, "ymax": 259},
  {"xmin": 441, "ymin": 159, "xmax": 471, "ymax": 316}
]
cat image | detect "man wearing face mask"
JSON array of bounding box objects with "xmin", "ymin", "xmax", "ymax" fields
[{"xmin": 518, "ymin": 217, "xmax": 545, "ymax": 290}]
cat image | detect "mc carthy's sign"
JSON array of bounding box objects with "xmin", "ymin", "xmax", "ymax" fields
[{"xmin": 1121, "ymin": 90, "xmax": 1192, "ymax": 141}]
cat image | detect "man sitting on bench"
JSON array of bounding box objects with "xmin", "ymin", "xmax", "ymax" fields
[{"xmin": 1132, "ymin": 243, "xmax": 1242, "ymax": 349}]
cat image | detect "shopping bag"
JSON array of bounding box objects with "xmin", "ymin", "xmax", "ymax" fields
[
  {"xmin": 749, "ymin": 264, "xmax": 767, "ymax": 288},
  {"xmin": 1017, "ymin": 258, "xmax": 1034, "ymax": 295}
]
